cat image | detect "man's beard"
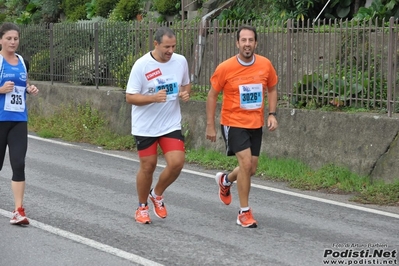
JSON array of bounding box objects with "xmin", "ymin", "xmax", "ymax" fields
[{"xmin": 242, "ymin": 49, "xmax": 253, "ymax": 58}]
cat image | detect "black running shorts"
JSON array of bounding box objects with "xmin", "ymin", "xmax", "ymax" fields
[{"xmin": 220, "ymin": 125, "xmax": 262, "ymax": 157}]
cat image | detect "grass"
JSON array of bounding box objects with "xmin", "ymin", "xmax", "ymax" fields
[
  {"xmin": 28, "ymin": 103, "xmax": 399, "ymax": 206},
  {"xmin": 29, "ymin": 103, "xmax": 135, "ymax": 151}
]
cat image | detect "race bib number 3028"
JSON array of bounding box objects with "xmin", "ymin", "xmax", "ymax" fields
[{"xmin": 239, "ymin": 83, "xmax": 263, "ymax": 110}]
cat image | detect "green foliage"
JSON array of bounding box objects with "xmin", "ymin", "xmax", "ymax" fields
[
  {"xmin": 291, "ymin": 72, "xmax": 366, "ymax": 109},
  {"xmin": 111, "ymin": 52, "xmax": 143, "ymax": 89},
  {"xmin": 96, "ymin": 0, "xmax": 119, "ymax": 18},
  {"xmin": 337, "ymin": 29, "xmax": 391, "ymax": 109},
  {"xmin": 111, "ymin": 0, "xmax": 141, "ymax": 21},
  {"xmin": 1, "ymin": 0, "xmax": 26, "ymax": 22},
  {"xmin": 0, "ymin": 13, "xmax": 6, "ymax": 23},
  {"xmin": 323, "ymin": 0, "xmax": 352, "ymax": 20},
  {"xmin": 28, "ymin": 103, "xmax": 136, "ymax": 150},
  {"xmin": 14, "ymin": 2, "xmax": 38, "ymax": 24},
  {"xmin": 30, "ymin": 103, "xmax": 105, "ymax": 141},
  {"xmin": 291, "ymin": 22, "xmax": 397, "ymax": 111},
  {"xmin": 29, "ymin": 49, "xmax": 51, "ymax": 81},
  {"xmin": 214, "ymin": 0, "xmax": 271, "ymax": 21},
  {"xmin": 85, "ymin": 0, "xmax": 96, "ymax": 19},
  {"xmin": 217, "ymin": 7, "xmax": 258, "ymax": 23},
  {"xmin": 97, "ymin": 20, "xmax": 151, "ymax": 83},
  {"xmin": 62, "ymin": 0, "xmax": 87, "ymax": 21},
  {"xmin": 52, "ymin": 22, "xmax": 94, "ymax": 50},
  {"xmin": 290, "ymin": 164, "xmax": 371, "ymax": 192},
  {"xmin": 67, "ymin": 52, "xmax": 108, "ymax": 85},
  {"xmin": 353, "ymin": 180, "xmax": 399, "ymax": 205},
  {"xmin": 271, "ymin": 0, "xmax": 315, "ymax": 21},
  {"xmin": 271, "ymin": 0, "xmax": 359, "ymax": 21},
  {"xmin": 19, "ymin": 24, "xmax": 50, "ymax": 58},
  {"xmin": 185, "ymin": 147, "xmax": 238, "ymax": 170},
  {"xmin": 256, "ymin": 155, "xmax": 312, "ymax": 182},
  {"xmin": 353, "ymin": 0, "xmax": 399, "ymax": 24},
  {"xmin": 98, "ymin": 21, "xmax": 135, "ymax": 72},
  {"xmin": 5, "ymin": 0, "xmax": 62, "ymax": 24},
  {"xmin": 153, "ymin": 0, "xmax": 180, "ymax": 15},
  {"xmin": 39, "ymin": 0, "xmax": 62, "ymax": 23},
  {"xmin": 43, "ymin": 23, "xmax": 95, "ymax": 81}
]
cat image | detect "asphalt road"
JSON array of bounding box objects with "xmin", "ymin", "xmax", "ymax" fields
[{"xmin": 0, "ymin": 135, "xmax": 398, "ymax": 266}]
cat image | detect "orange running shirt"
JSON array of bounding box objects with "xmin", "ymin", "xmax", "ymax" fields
[{"xmin": 210, "ymin": 54, "xmax": 278, "ymax": 129}]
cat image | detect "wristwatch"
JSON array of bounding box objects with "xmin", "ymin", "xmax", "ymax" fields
[{"xmin": 268, "ymin": 112, "xmax": 277, "ymax": 116}]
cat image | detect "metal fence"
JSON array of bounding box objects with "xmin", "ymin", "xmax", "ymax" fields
[{"xmin": 19, "ymin": 18, "xmax": 399, "ymax": 116}]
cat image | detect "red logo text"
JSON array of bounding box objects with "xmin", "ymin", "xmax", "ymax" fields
[{"xmin": 145, "ymin": 68, "xmax": 162, "ymax": 80}]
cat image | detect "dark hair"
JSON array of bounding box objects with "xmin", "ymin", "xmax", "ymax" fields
[
  {"xmin": 0, "ymin": 22, "xmax": 20, "ymax": 39},
  {"xmin": 154, "ymin": 27, "xmax": 175, "ymax": 44},
  {"xmin": 236, "ymin": 25, "xmax": 257, "ymax": 42}
]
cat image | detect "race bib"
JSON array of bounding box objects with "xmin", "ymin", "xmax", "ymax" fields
[
  {"xmin": 4, "ymin": 85, "xmax": 26, "ymax": 112},
  {"xmin": 239, "ymin": 83, "xmax": 263, "ymax": 110},
  {"xmin": 154, "ymin": 75, "xmax": 179, "ymax": 101}
]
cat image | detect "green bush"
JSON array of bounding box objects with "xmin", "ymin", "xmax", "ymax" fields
[
  {"xmin": 111, "ymin": 52, "xmax": 143, "ymax": 89},
  {"xmin": 30, "ymin": 50, "xmax": 51, "ymax": 81},
  {"xmin": 108, "ymin": 0, "xmax": 141, "ymax": 21},
  {"xmin": 153, "ymin": 0, "xmax": 180, "ymax": 15},
  {"xmin": 98, "ymin": 22, "xmax": 135, "ymax": 71},
  {"xmin": 20, "ymin": 24, "xmax": 50, "ymax": 60},
  {"xmin": 67, "ymin": 52, "xmax": 108, "ymax": 85},
  {"xmin": 50, "ymin": 23, "xmax": 95, "ymax": 81},
  {"xmin": 0, "ymin": 12, "xmax": 6, "ymax": 23},
  {"xmin": 39, "ymin": 0, "xmax": 62, "ymax": 23},
  {"xmin": 62, "ymin": 0, "xmax": 87, "ymax": 21},
  {"xmin": 96, "ymin": 0, "xmax": 119, "ymax": 18}
]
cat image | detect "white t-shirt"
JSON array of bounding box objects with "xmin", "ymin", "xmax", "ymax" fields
[{"xmin": 126, "ymin": 52, "xmax": 190, "ymax": 136}]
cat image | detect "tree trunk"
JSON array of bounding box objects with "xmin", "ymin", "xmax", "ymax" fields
[{"xmin": 353, "ymin": 0, "xmax": 366, "ymax": 14}]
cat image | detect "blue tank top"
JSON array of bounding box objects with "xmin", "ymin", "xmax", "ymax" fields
[{"xmin": 0, "ymin": 57, "xmax": 28, "ymax": 121}]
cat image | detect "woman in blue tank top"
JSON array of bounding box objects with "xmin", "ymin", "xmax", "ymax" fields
[{"xmin": 0, "ymin": 22, "xmax": 39, "ymax": 225}]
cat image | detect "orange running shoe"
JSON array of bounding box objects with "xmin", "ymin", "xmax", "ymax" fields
[
  {"xmin": 215, "ymin": 172, "xmax": 232, "ymax": 205},
  {"xmin": 149, "ymin": 192, "xmax": 167, "ymax": 219},
  {"xmin": 10, "ymin": 207, "xmax": 29, "ymax": 225},
  {"xmin": 237, "ymin": 208, "xmax": 257, "ymax": 228},
  {"xmin": 135, "ymin": 205, "xmax": 151, "ymax": 224}
]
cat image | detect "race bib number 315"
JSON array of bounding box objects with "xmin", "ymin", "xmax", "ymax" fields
[{"xmin": 239, "ymin": 83, "xmax": 263, "ymax": 110}]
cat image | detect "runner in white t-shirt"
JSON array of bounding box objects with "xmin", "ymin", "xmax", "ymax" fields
[{"xmin": 126, "ymin": 26, "xmax": 191, "ymax": 224}]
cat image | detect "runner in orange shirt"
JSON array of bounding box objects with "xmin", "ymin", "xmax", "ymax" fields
[{"xmin": 206, "ymin": 25, "xmax": 278, "ymax": 228}]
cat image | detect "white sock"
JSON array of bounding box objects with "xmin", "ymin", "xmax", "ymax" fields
[
  {"xmin": 240, "ymin": 207, "xmax": 250, "ymax": 213},
  {"xmin": 222, "ymin": 174, "xmax": 231, "ymax": 186},
  {"xmin": 151, "ymin": 189, "xmax": 159, "ymax": 198}
]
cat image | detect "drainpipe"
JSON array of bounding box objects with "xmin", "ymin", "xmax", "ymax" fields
[
  {"xmin": 191, "ymin": 0, "xmax": 235, "ymax": 83},
  {"xmin": 313, "ymin": 0, "xmax": 332, "ymax": 25}
]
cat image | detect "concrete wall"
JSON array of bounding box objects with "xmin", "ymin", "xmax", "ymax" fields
[{"xmin": 28, "ymin": 81, "xmax": 399, "ymax": 183}]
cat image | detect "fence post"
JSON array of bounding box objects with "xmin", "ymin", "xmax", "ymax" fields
[
  {"xmin": 387, "ymin": 17, "xmax": 394, "ymax": 117},
  {"xmin": 94, "ymin": 22, "xmax": 99, "ymax": 90},
  {"xmin": 213, "ymin": 19, "xmax": 219, "ymax": 76},
  {"xmin": 286, "ymin": 19, "xmax": 292, "ymax": 105},
  {"xmin": 49, "ymin": 23, "xmax": 54, "ymax": 85},
  {"xmin": 149, "ymin": 22, "xmax": 154, "ymax": 51}
]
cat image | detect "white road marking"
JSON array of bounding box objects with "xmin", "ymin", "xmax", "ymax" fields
[
  {"xmin": 0, "ymin": 209, "xmax": 163, "ymax": 266},
  {"xmin": 29, "ymin": 135, "xmax": 77, "ymax": 146}
]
